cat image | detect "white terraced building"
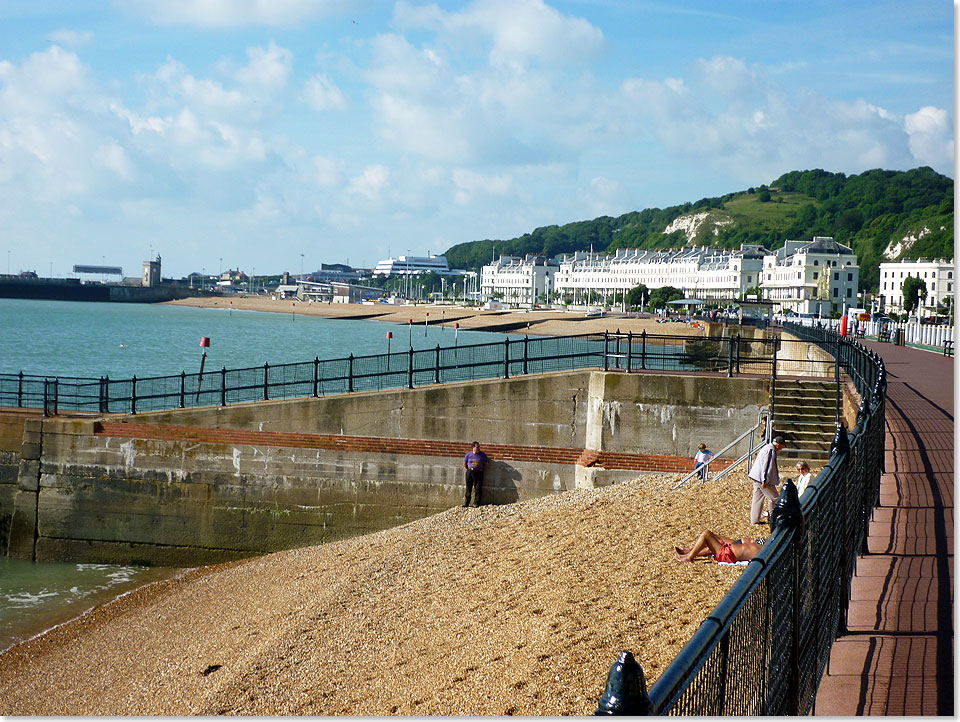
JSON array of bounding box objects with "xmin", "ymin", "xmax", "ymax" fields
[
  {"xmin": 552, "ymin": 245, "xmax": 765, "ymax": 305},
  {"xmin": 480, "ymin": 254, "xmax": 557, "ymax": 306},
  {"xmin": 878, "ymin": 258, "xmax": 954, "ymax": 315},
  {"xmin": 760, "ymin": 237, "xmax": 859, "ymax": 316},
  {"xmin": 372, "ymin": 253, "xmax": 458, "ymax": 277}
]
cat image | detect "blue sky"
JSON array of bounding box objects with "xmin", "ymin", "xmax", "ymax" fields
[{"xmin": 0, "ymin": 0, "xmax": 953, "ymax": 279}]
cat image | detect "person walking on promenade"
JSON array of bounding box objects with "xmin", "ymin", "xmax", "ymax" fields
[
  {"xmin": 747, "ymin": 435, "xmax": 785, "ymax": 524},
  {"xmin": 693, "ymin": 442, "xmax": 714, "ymax": 481},
  {"xmin": 463, "ymin": 441, "xmax": 489, "ymax": 507}
]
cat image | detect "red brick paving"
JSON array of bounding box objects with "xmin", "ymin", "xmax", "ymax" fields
[{"xmin": 814, "ymin": 343, "xmax": 954, "ymax": 716}]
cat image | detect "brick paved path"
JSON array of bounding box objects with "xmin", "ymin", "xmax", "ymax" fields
[{"xmin": 814, "ymin": 342, "xmax": 954, "ymax": 715}]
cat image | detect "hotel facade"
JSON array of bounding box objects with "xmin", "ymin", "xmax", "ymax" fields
[
  {"xmin": 479, "ymin": 237, "xmax": 861, "ymax": 314},
  {"xmin": 878, "ymin": 258, "xmax": 954, "ymax": 315}
]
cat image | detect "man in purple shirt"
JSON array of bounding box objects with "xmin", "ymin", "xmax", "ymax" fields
[{"xmin": 463, "ymin": 441, "xmax": 489, "ymax": 507}]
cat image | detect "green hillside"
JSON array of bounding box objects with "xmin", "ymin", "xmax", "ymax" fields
[{"xmin": 443, "ymin": 167, "xmax": 954, "ymax": 294}]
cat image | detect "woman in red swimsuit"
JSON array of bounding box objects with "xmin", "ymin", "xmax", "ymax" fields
[{"xmin": 675, "ymin": 529, "xmax": 765, "ymax": 563}]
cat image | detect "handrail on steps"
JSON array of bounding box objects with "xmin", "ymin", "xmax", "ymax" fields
[{"xmin": 672, "ymin": 407, "xmax": 770, "ymax": 489}]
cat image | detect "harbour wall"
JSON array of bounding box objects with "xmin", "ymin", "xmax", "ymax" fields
[{"xmin": 3, "ymin": 370, "xmax": 771, "ymax": 565}]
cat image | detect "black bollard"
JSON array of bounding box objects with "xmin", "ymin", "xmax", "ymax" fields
[
  {"xmin": 594, "ymin": 650, "xmax": 651, "ymax": 715},
  {"xmin": 769, "ymin": 479, "xmax": 802, "ymax": 534}
]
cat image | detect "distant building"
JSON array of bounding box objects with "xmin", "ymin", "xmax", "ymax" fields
[
  {"xmin": 553, "ymin": 245, "xmax": 764, "ymax": 306},
  {"xmin": 372, "ymin": 253, "xmax": 457, "ymax": 277},
  {"xmin": 481, "ymin": 254, "xmax": 558, "ymax": 307},
  {"xmin": 142, "ymin": 255, "xmax": 161, "ymax": 287},
  {"xmin": 878, "ymin": 257, "xmax": 954, "ymax": 315},
  {"xmin": 761, "ymin": 237, "xmax": 859, "ymax": 316}
]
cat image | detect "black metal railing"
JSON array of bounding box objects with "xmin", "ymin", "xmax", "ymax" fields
[
  {"xmin": 595, "ymin": 323, "xmax": 886, "ymax": 715},
  {"xmin": 1, "ymin": 331, "xmax": 784, "ymax": 415}
]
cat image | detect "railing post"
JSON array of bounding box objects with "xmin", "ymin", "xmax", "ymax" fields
[
  {"xmin": 263, "ymin": 362, "xmax": 270, "ymax": 400},
  {"xmin": 17, "ymin": 371, "xmax": 23, "ymax": 408},
  {"xmin": 104, "ymin": 375, "xmax": 110, "ymax": 413},
  {"xmin": 523, "ymin": 335, "xmax": 529, "ymax": 375},
  {"xmin": 100, "ymin": 376, "xmax": 107, "ymax": 413},
  {"xmin": 503, "ymin": 338, "xmax": 510, "ymax": 379},
  {"xmin": 615, "ymin": 329, "xmax": 621, "ymax": 370},
  {"xmin": 626, "ymin": 331, "xmax": 633, "ymax": 372},
  {"xmin": 220, "ymin": 366, "xmax": 227, "ymax": 406},
  {"xmin": 435, "ymin": 345, "xmax": 441, "ymax": 384},
  {"xmin": 594, "ymin": 650, "xmax": 651, "ymax": 715},
  {"xmin": 42, "ymin": 379, "xmax": 49, "ymax": 418},
  {"xmin": 313, "ymin": 356, "xmax": 320, "ymax": 397},
  {"xmin": 835, "ymin": 337, "xmax": 842, "ymax": 423},
  {"xmin": 179, "ymin": 371, "xmax": 186, "ymax": 408},
  {"xmin": 735, "ymin": 333, "xmax": 741, "ymax": 373},
  {"xmin": 53, "ymin": 378, "xmax": 58, "ymax": 416},
  {"xmin": 727, "ymin": 335, "xmax": 734, "ymax": 377},
  {"xmin": 408, "ymin": 347, "xmax": 415, "ymax": 389},
  {"xmin": 640, "ymin": 330, "xmax": 647, "ymax": 370},
  {"xmin": 603, "ymin": 330, "xmax": 610, "ymax": 371},
  {"xmin": 131, "ymin": 375, "xmax": 137, "ymax": 415},
  {"xmin": 348, "ymin": 354, "xmax": 354, "ymax": 392}
]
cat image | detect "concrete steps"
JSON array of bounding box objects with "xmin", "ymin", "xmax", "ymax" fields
[{"xmin": 773, "ymin": 379, "xmax": 838, "ymax": 458}]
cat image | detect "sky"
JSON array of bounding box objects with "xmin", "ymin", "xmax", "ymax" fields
[{"xmin": 0, "ymin": 1, "xmax": 954, "ymax": 279}]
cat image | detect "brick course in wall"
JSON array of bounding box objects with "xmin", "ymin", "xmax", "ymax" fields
[{"xmin": 95, "ymin": 421, "xmax": 733, "ymax": 475}]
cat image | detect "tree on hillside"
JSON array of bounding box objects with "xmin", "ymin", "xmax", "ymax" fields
[
  {"xmin": 902, "ymin": 276, "xmax": 927, "ymax": 315},
  {"xmin": 648, "ymin": 286, "xmax": 684, "ymax": 309},
  {"xmin": 625, "ymin": 283, "xmax": 649, "ymax": 308}
]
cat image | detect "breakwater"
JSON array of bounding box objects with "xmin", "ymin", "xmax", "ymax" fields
[{"xmin": 2, "ymin": 370, "xmax": 768, "ymax": 566}]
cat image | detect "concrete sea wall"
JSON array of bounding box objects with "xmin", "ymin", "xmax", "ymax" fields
[{"xmin": 3, "ymin": 370, "xmax": 771, "ymax": 565}]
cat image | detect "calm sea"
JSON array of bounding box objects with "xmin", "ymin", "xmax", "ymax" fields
[{"xmin": 0, "ymin": 298, "xmax": 513, "ymax": 653}]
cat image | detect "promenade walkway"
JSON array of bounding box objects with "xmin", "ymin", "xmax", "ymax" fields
[{"xmin": 814, "ymin": 341, "xmax": 954, "ymax": 715}]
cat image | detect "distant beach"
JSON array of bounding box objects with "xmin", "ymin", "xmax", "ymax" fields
[{"xmin": 165, "ymin": 296, "xmax": 708, "ymax": 338}]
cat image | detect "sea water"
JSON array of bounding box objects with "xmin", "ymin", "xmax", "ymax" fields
[
  {"xmin": 0, "ymin": 558, "xmax": 183, "ymax": 653},
  {"xmin": 0, "ymin": 297, "xmax": 515, "ymax": 653},
  {"xmin": 0, "ymin": 298, "xmax": 512, "ymax": 379}
]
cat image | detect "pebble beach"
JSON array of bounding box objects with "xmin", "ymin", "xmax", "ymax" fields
[{"xmin": 0, "ymin": 300, "xmax": 791, "ymax": 715}]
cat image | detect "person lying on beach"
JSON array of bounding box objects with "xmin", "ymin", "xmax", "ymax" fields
[{"xmin": 675, "ymin": 530, "xmax": 766, "ymax": 563}]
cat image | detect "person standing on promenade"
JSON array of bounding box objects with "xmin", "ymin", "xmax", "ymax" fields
[
  {"xmin": 463, "ymin": 441, "xmax": 489, "ymax": 507},
  {"xmin": 747, "ymin": 435, "xmax": 785, "ymax": 524}
]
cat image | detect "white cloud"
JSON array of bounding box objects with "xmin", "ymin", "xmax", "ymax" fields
[
  {"xmin": 121, "ymin": 0, "xmax": 350, "ymax": 27},
  {"xmin": 302, "ymin": 73, "xmax": 347, "ymax": 112},
  {"xmin": 234, "ymin": 42, "xmax": 293, "ymax": 91},
  {"xmin": 46, "ymin": 29, "xmax": 94, "ymax": 47},
  {"xmin": 451, "ymin": 168, "xmax": 512, "ymax": 205},
  {"xmin": 395, "ymin": 0, "xmax": 604, "ymax": 67},
  {"xmin": 312, "ymin": 155, "xmax": 342, "ymax": 186},
  {"xmin": 904, "ymin": 106, "xmax": 954, "ymax": 168},
  {"xmin": 347, "ymin": 164, "xmax": 390, "ymax": 202}
]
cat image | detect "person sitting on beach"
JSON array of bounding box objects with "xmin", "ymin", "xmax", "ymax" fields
[
  {"xmin": 675, "ymin": 529, "xmax": 766, "ymax": 563},
  {"xmin": 693, "ymin": 442, "xmax": 714, "ymax": 481}
]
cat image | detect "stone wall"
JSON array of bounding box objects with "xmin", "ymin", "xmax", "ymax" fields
[{"xmin": 4, "ymin": 370, "xmax": 770, "ymax": 566}]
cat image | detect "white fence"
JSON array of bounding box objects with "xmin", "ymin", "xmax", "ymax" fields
[{"xmin": 783, "ymin": 316, "xmax": 954, "ymax": 348}]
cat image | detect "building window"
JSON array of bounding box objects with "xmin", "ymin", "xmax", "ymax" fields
[
  {"xmin": 847, "ymin": 272, "xmax": 852, "ymax": 282},
  {"xmin": 813, "ymin": 260, "xmax": 819, "ymax": 266},
  {"xmin": 833, "ymin": 288, "xmax": 838, "ymax": 297},
  {"xmin": 833, "ymin": 272, "xmax": 839, "ymax": 280},
  {"xmin": 813, "ymin": 272, "xmax": 818, "ymax": 280},
  {"xmin": 846, "ymin": 288, "xmax": 852, "ymax": 298}
]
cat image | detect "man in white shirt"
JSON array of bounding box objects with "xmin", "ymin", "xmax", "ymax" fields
[{"xmin": 747, "ymin": 435, "xmax": 785, "ymax": 524}]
